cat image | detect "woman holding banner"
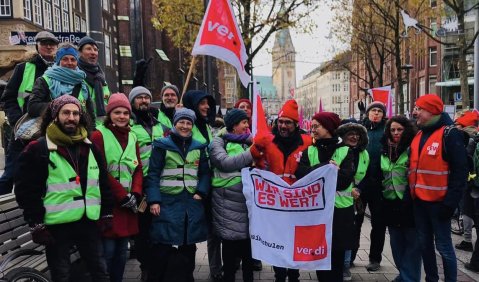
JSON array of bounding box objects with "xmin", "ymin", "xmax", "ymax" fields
[
  {"xmin": 209, "ymin": 109, "xmax": 258, "ymax": 282},
  {"xmin": 380, "ymin": 116, "xmax": 421, "ymax": 282},
  {"xmin": 296, "ymin": 112, "xmax": 356, "ymax": 282}
]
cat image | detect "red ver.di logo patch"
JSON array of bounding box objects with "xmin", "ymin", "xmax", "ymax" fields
[{"xmin": 293, "ymin": 225, "xmax": 328, "ymax": 261}]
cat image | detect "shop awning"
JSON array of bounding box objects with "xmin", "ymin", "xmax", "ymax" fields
[{"xmin": 436, "ymin": 78, "xmax": 474, "ymax": 87}]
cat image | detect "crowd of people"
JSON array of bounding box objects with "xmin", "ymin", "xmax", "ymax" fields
[{"xmin": 0, "ymin": 31, "xmax": 478, "ymax": 282}]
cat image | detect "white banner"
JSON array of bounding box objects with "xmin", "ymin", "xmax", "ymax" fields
[{"xmin": 242, "ymin": 165, "xmax": 337, "ymax": 270}]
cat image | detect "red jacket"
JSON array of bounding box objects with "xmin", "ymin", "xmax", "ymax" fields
[
  {"xmin": 91, "ymin": 125, "xmax": 143, "ymax": 238},
  {"xmin": 258, "ymin": 133, "xmax": 312, "ymax": 185}
]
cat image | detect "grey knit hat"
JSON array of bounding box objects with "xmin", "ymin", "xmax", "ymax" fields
[
  {"xmin": 78, "ymin": 36, "xmax": 97, "ymax": 51},
  {"xmin": 173, "ymin": 108, "xmax": 196, "ymax": 125},
  {"xmin": 161, "ymin": 85, "xmax": 180, "ymax": 98},
  {"xmin": 128, "ymin": 86, "xmax": 152, "ymax": 104}
]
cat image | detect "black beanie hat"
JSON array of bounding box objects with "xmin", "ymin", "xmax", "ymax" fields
[
  {"xmin": 78, "ymin": 36, "xmax": 97, "ymax": 51},
  {"xmin": 224, "ymin": 109, "xmax": 248, "ymax": 131}
]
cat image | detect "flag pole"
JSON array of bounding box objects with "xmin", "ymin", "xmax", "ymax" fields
[{"xmin": 180, "ymin": 56, "xmax": 197, "ymax": 104}]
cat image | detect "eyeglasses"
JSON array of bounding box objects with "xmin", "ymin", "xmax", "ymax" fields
[
  {"xmin": 311, "ymin": 124, "xmax": 321, "ymax": 130},
  {"xmin": 278, "ymin": 119, "xmax": 294, "ymax": 126},
  {"xmin": 135, "ymin": 95, "xmax": 151, "ymax": 100}
]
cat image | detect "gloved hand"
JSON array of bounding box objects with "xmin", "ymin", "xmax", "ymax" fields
[
  {"xmin": 98, "ymin": 215, "xmax": 113, "ymax": 233},
  {"xmin": 253, "ymin": 134, "xmax": 271, "ymax": 149},
  {"xmin": 249, "ymin": 144, "xmax": 263, "ymax": 159},
  {"xmin": 438, "ymin": 204, "xmax": 456, "ymax": 221},
  {"xmin": 31, "ymin": 224, "xmax": 55, "ymax": 245},
  {"xmin": 120, "ymin": 193, "xmax": 138, "ymax": 213}
]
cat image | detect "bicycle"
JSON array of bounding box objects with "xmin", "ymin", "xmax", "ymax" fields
[{"xmin": 0, "ymin": 249, "xmax": 50, "ymax": 282}]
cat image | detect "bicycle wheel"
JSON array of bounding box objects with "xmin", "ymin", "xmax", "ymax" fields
[
  {"xmin": 451, "ymin": 216, "xmax": 464, "ymax": 235},
  {"xmin": 5, "ymin": 267, "xmax": 50, "ymax": 282}
]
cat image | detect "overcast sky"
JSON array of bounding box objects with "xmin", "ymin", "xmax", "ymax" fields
[{"xmin": 251, "ymin": 1, "xmax": 348, "ymax": 83}]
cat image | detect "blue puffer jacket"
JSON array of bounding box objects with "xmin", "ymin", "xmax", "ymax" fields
[{"xmin": 145, "ymin": 134, "xmax": 210, "ymax": 245}]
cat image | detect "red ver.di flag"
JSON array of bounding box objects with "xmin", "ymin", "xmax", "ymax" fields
[
  {"xmin": 192, "ymin": 0, "xmax": 250, "ymax": 87},
  {"xmin": 241, "ymin": 165, "xmax": 337, "ymax": 270}
]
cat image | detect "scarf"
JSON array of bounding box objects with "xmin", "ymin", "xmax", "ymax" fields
[
  {"xmin": 46, "ymin": 122, "xmax": 88, "ymax": 147},
  {"xmin": 78, "ymin": 58, "xmax": 107, "ymax": 116},
  {"xmin": 273, "ymin": 129, "xmax": 302, "ymax": 160},
  {"xmin": 44, "ymin": 65, "xmax": 88, "ymax": 100},
  {"xmin": 387, "ymin": 139, "xmax": 399, "ymax": 162}
]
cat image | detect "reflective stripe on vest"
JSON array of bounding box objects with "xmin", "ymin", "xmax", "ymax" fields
[
  {"xmin": 309, "ymin": 145, "xmax": 354, "ymax": 208},
  {"xmin": 381, "ymin": 151, "xmax": 408, "ymax": 200},
  {"xmin": 97, "ymin": 125, "xmax": 139, "ymax": 192},
  {"xmin": 130, "ymin": 122, "xmax": 164, "ymax": 176},
  {"xmin": 17, "ymin": 62, "xmax": 36, "ymax": 108},
  {"xmin": 354, "ymin": 151, "xmax": 369, "ymax": 184},
  {"xmin": 408, "ymin": 126, "xmax": 449, "ymax": 201},
  {"xmin": 44, "ymin": 149, "xmax": 101, "ymax": 225},
  {"xmin": 159, "ymin": 149, "xmax": 201, "ymax": 194},
  {"xmin": 212, "ymin": 142, "xmax": 245, "ymax": 188}
]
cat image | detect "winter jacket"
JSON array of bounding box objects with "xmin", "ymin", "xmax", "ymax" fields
[
  {"xmin": 0, "ymin": 54, "xmax": 50, "ymax": 126},
  {"xmin": 14, "ymin": 136, "xmax": 114, "ymax": 226},
  {"xmin": 359, "ymin": 118, "xmax": 386, "ymax": 194},
  {"xmin": 145, "ymin": 134, "xmax": 210, "ymax": 245},
  {"xmin": 90, "ymin": 125, "xmax": 143, "ymax": 238},
  {"xmin": 183, "ymin": 90, "xmax": 216, "ymax": 145},
  {"xmin": 209, "ymin": 136, "xmax": 253, "ymax": 240},
  {"xmin": 411, "ymin": 112, "xmax": 467, "ymax": 209},
  {"xmin": 28, "ymin": 76, "xmax": 95, "ymax": 122},
  {"xmin": 297, "ymin": 136, "xmax": 356, "ymax": 250}
]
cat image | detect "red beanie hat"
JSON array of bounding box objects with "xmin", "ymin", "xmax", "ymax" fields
[
  {"xmin": 278, "ymin": 100, "xmax": 299, "ymax": 122},
  {"xmin": 106, "ymin": 93, "xmax": 132, "ymax": 114},
  {"xmin": 234, "ymin": 98, "xmax": 252, "ymax": 109},
  {"xmin": 312, "ymin": 112, "xmax": 341, "ymax": 135},
  {"xmin": 415, "ymin": 94, "xmax": 443, "ymax": 115},
  {"xmin": 456, "ymin": 111, "xmax": 479, "ymax": 127}
]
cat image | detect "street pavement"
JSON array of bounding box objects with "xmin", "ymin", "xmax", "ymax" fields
[{"xmin": 122, "ymin": 215, "xmax": 479, "ymax": 282}]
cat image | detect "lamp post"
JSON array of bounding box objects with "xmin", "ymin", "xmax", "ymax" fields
[{"xmin": 401, "ymin": 64, "xmax": 413, "ymax": 114}]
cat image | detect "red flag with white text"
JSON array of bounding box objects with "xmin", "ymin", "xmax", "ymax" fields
[{"xmin": 192, "ymin": 0, "xmax": 250, "ymax": 87}]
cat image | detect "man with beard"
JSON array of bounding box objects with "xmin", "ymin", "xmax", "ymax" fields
[
  {"xmin": 0, "ymin": 31, "xmax": 59, "ymax": 195},
  {"xmin": 14, "ymin": 95, "xmax": 113, "ymax": 282},
  {"xmin": 77, "ymin": 36, "xmax": 111, "ymax": 120},
  {"xmin": 158, "ymin": 85, "xmax": 180, "ymax": 128},
  {"xmin": 128, "ymin": 86, "xmax": 167, "ymax": 281},
  {"xmin": 251, "ymin": 99, "xmax": 312, "ymax": 282},
  {"xmin": 351, "ymin": 101, "xmax": 388, "ymax": 272}
]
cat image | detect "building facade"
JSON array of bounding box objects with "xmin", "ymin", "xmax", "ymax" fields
[{"xmin": 272, "ymin": 28, "xmax": 296, "ymax": 102}]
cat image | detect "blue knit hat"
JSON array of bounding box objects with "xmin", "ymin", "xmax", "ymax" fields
[
  {"xmin": 174, "ymin": 108, "xmax": 196, "ymax": 125},
  {"xmin": 55, "ymin": 46, "xmax": 79, "ymax": 65},
  {"xmin": 224, "ymin": 109, "xmax": 248, "ymax": 131}
]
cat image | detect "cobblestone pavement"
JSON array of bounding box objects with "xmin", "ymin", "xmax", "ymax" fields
[{"xmin": 122, "ymin": 216, "xmax": 479, "ymax": 281}]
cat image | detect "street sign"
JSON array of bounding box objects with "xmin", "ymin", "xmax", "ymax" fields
[{"xmin": 9, "ymin": 32, "xmax": 87, "ymax": 46}]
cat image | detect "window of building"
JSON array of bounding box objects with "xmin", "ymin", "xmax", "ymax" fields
[
  {"xmin": 53, "ymin": 5, "xmax": 61, "ymax": 31},
  {"xmin": 429, "ymin": 75, "xmax": 437, "ymax": 93},
  {"xmin": 419, "ymin": 77, "xmax": 426, "ymax": 96},
  {"xmin": 24, "ymin": 0, "xmax": 31, "ymax": 20},
  {"xmin": 0, "ymin": 0, "xmax": 11, "ymax": 16},
  {"xmin": 33, "ymin": 0, "xmax": 42, "ymax": 25},
  {"xmin": 81, "ymin": 18, "xmax": 86, "ymax": 32},
  {"xmin": 74, "ymin": 14, "xmax": 80, "ymax": 31},
  {"xmin": 429, "ymin": 47, "xmax": 437, "ymax": 67},
  {"xmin": 104, "ymin": 34, "xmax": 111, "ymax": 67},
  {"xmin": 343, "ymin": 84, "xmax": 348, "ymax": 92},
  {"xmin": 44, "ymin": 2, "xmax": 53, "ymax": 30},
  {"xmin": 62, "ymin": 11, "xmax": 69, "ymax": 31},
  {"xmin": 102, "ymin": 0, "xmax": 109, "ymax": 11},
  {"xmin": 430, "ymin": 0, "xmax": 437, "ymax": 8},
  {"xmin": 61, "ymin": 0, "xmax": 68, "ymax": 10},
  {"xmin": 53, "ymin": 0, "xmax": 59, "ymax": 4},
  {"xmin": 430, "ymin": 18, "xmax": 437, "ymax": 35}
]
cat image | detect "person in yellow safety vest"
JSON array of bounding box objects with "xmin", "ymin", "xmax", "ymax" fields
[
  {"xmin": 296, "ymin": 112, "xmax": 357, "ymax": 282},
  {"xmin": 209, "ymin": 109, "xmax": 255, "ymax": 282},
  {"xmin": 335, "ymin": 119, "xmax": 370, "ymax": 281},
  {"xmin": 145, "ymin": 108, "xmax": 210, "ymax": 282},
  {"xmin": 77, "ymin": 36, "xmax": 111, "ymax": 120},
  {"xmin": 14, "ymin": 95, "xmax": 114, "ymax": 282},
  {"xmin": 0, "ymin": 31, "xmax": 59, "ymax": 195},
  {"xmin": 158, "ymin": 84, "xmax": 181, "ymax": 131},
  {"xmin": 91, "ymin": 93, "xmax": 143, "ymax": 282},
  {"xmin": 28, "ymin": 43, "xmax": 96, "ymax": 126},
  {"xmin": 128, "ymin": 85, "xmax": 167, "ymax": 280},
  {"xmin": 379, "ymin": 116, "xmax": 421, "ymax": 281},
  {"xmin": 182, "ymin": 90, "xmax": 223, "ymax": 280}
]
